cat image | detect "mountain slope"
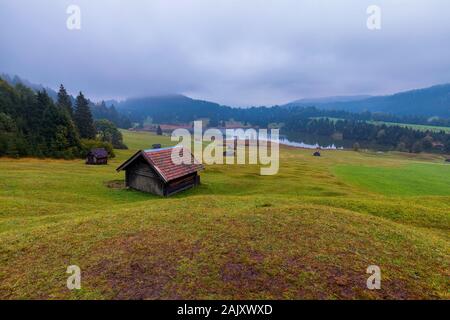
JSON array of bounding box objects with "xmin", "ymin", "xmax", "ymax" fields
[
  {"xmin": 4, "ymin": 73, "xmax": 450, "ymax": 120},
  {"xmin": 285, "ymin": 84, "xmax": 450, "ymax": 118},
  {"xmin": 116, "ymin": 94, "xmax": 232, "ymax": 123},
  {"xmin": 289, "ymin": 95, "xmax": 372, "ymax": 105},
  {"xmin": 1, "ymin": 73, "xmax": 59, "ymax": 100}
]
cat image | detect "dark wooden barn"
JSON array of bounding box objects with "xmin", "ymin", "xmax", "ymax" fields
[
  {"xmin": 86, "ymin": 148, "xmax": 108, "ymax": 165},
  {"xmin": 116, "ymin": 147, "xmax": 204, "ymax": 196}
]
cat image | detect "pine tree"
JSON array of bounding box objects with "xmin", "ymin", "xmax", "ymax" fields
[
  {"xmin": 74, "ymin": 92, "xmax": 96, "ymax": 139},
  {"xmin": 57, "ymin": 84, "xmax": 73, "ymax": 116},
  {"xmin": 38, "ymin": 90, "xmax": 81, "ymax": 157},
  {"xmin": 156, "ymin": 125, "xmax": 163, "ymax": 136},
  {"xmin": 29, "ymin": 90, "xmax": 51, "ymax": 147},
  {"xmin": 0, "ymin": 112, "xmax": 20, "ymax": 157}
]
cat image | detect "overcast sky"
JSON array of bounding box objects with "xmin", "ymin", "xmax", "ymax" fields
[{"xmin": 1, "ymin": 0, "xmax": 450, "ymax": 106}]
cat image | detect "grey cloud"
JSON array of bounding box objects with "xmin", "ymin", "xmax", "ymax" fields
[{"xmin": 1, "ymin": 0, "xmax": 449, "ymax": 106}]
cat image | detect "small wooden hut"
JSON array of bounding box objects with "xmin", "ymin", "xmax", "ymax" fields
[
  {"xmin": 86, "ymin": 148, "xmax": 108, "ymax": 165},
  {"xmin": 116, "ymin": 147, "xmax": 204, "ymax": 196}
]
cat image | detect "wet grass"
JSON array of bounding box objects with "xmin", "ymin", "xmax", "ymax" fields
[
  {"xmin": 333, "ymin": 163, "xmax": 450, "ymax": 196},
  {"xmin": 0, "ymin": 130, "xmax": 448, "ymax": 299}
]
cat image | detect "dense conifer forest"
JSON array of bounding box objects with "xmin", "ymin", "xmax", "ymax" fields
[{"xmin": 0, "ymin": 78, "xmax": 126, "ymax": 158}]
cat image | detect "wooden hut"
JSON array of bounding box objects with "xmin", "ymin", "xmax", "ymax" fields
[
  {"xmin": 86, "ymin": 148, "xmax": 108, "ymax": 165},
  {"xmin": 116, "ymin": 147, "xmax": 204, "ymax": 196}
]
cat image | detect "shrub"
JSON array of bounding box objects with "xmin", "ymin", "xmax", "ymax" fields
[
  {"xmin": 95, "ymin": 119, "xmax": 128, "ymax": 149},
  {"xmin": 80, "ymin": 139, "xmax": 115, "ymax": 158}
]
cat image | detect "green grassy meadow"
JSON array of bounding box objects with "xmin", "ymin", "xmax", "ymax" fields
[{"xmin": 0, "ymin": 130, "xmax": 449, "ymax": 299}]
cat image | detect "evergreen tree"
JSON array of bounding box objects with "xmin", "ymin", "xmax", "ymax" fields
[
  {"xmin": 39, "ymin": 90, "xmax": 81, "ymax": 157},
  {"xmin": 0, "ymin": 79, "xmax": 20, "ymax": 117},
  {"xmin": 156, "ymin": 125, "xmax": 163, "ymax": 136},
  {"xmin": 209, "ymin": 117, "xmax": 219, "ymax": 127},
  {"xmin": 0, "ymin": 112, "xmax": 23, "ymax": 157},
  {"xmin": 90, "ymin": 101, "xmax": 132, "ymax": 129},
  {"xmin": 412, "ymin": 140, "xmax": 424, "ymax": 153},
  {"xmin": 445, "ymin": 140, "xmax": 450, "ymax": 153},
  {"xmin": 57, "ymin": 84, "xmax": 73, "ymax": 116},
  {"xmin": 28, "ymin": 90, "xmax": 51, "ymax": 151},
  {"xmin": 74, "ymin": 92, "xmax": 96, "ymax": 139}
]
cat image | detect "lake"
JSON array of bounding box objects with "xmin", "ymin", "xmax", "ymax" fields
[{"xmin": 282, "ymin": 131, "xmax": 391, "ymax": 151}]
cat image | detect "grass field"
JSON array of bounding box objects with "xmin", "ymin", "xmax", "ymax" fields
[
  {"xmin": 0, "ymin": 130, "xmax": 449, "ymax": 299},
  {"xmin": 333, "ymin": 163, "xmax": 450, "ymax": 196}
]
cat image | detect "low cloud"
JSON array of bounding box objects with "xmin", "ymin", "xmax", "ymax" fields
[{"xmin": 1, "ymin": 0, "xmax": 449, "ymax": 106}]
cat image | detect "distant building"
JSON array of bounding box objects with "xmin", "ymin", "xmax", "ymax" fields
[
  {"xmin": 116, "ymin": 147, "xmax": 204, "ymax": 196},
  {"xmin": 223, "ymin": 149, "xmax": 235, "ymax": 157},
  {"xmin": 223, "ymin": 138, "xmax": 237, "ymax": 150},
  {"xmin": 86, "ymin": 148, "xmax": 108, "ymax": 165}
]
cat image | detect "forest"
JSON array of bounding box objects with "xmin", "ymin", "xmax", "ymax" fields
[
  {"xmin": 141, "ymin": 102, "xmax": 450, "ymax": 154},
  {"xmin": 283, "ymin": 117, "xmax": 450, "ymax": 153},
  {"xmin": 1, "ymin": 76, "xmax": 450, "ymax": 158},
  {"xmin": 0, "ymin": 78, "xmax": 126, "ymax": 158}
]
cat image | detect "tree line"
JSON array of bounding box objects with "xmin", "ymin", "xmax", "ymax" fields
[
  {"xmin": 174, "ymin": 102, "xmax": 450, "ymax": 154},
  {"xmin": 0, "ymin": 78, "xmax": 127, "ymax": 158},
  {"xmin": 139, "ymin": 101, "xmax": 450, "ymax": 154},
  {"xmin": 283, "ymin": 117, "xmax": 450, "ymax": 154},
  {"xmin": 137, "ymin": 102, "xmax": 450, "ymax": 154},
  {"xmin": 91, "ymin": 100, "xmax": 132, "ymax": 129}
]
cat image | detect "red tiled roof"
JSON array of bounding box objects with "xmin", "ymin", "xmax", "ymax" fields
[
  {"xmin": 142, "ymin": 147, "xmax": 203, "ymax": 182},
  {"xmin": 116, "ymin": 147, "xmax": 204, "ymax": 182}
]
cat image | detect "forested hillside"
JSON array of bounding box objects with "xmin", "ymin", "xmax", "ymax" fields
[
  {"xmin": 1, "ymin": 74, "xmax": 132, "ymax": 129},
  {"xmin": 284, "ymin": 84, "xmax": 450, "ymax": 118},
  {"xmin": 115, "ymin": 94, "xmax": 450, "ymax": 154},
  {"xmin": 117, "ymin": 94, "xmax": 228, "ymax": 123},
  {"xmin": 0, "ymin": 79, "xmax": 80, "ymax": 158},
  {"xmin": 0, "ymin": 78, "xmax": 125, "ymax": 158}
]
